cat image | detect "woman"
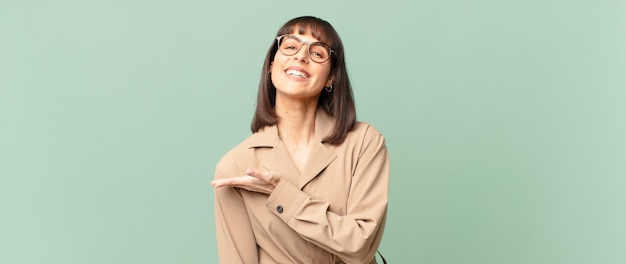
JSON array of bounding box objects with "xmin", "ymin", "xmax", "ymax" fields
[{"xmin": 211, "ymin": 16, "xmax": 389, "ymax": 263}]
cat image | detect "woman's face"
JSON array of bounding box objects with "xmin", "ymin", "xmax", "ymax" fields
[{"xmin": 270, "ymin": 31, "xmax": 333, "ymax": 101}]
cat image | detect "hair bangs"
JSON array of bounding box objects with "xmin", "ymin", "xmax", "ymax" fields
[{"xmin": 277, "ymin": 18, "xmax": 335, "ymax": 48}]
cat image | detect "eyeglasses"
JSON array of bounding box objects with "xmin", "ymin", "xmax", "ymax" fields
[{"xmin": 275, "ymin": 34, "xmax": 334, "ymax": 63}]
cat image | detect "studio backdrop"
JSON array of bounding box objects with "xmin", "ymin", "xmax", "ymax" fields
[{"xmin": 1, "ymin": 0, "xmax": 625, "ymax": 263}]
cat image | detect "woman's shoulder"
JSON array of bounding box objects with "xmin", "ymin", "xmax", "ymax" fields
[
  {"xmin": 215, "ymin": 127, "xmax": 276, "ymax": 173},
  {"xmin": 351, "ymin": 121, "xmax": 384, "ymax": 139},
  {"xmin": 337, "ymin": 121, "xmax": 386, "ymax": 150},
  {"xmin": 215, "ymin": 136, "xmax": 254, "ymax": 171}
]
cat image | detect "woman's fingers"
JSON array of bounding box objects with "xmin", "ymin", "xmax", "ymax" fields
[
  {"xmin": 210, "ymin": 177, "xmax": 232, "ymax": 187},
  {"xmin": 210, "ymin": 168, "xmax": 281, "ymax": 193},
  {"xmin": 246, "ymin": 168, "xmax": 280, "ymax": 187},
  {"xmin": 212, "ymin": 176, "xmax": 253, "ymax": 187},
  {"xmin": 246, "ymin": 168, "xmax": 269, "ymax": 181}
]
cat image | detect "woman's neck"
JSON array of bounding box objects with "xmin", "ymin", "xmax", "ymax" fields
[{"xmin": 275, "ymin": 95, "xmax": 319, "ymax": 148}]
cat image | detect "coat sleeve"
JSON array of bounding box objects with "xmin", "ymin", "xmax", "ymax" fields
[
  {"xmin": 214, "ymin": 166, "xmax": 259, "ymax": 264},
  {"xmin": 265, "ymin": 129, "xmax": 390, "ymax": 263}
]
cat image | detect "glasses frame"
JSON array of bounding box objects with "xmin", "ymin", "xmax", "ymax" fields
[{"xmin": 275, "ymin": 34, "xmax": 335, "ymax": 63}]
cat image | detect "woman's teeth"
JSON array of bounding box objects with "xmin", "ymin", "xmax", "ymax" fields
[{"xmin": 286, "ymin": 70, "xmax": 308, "ymax": 78}]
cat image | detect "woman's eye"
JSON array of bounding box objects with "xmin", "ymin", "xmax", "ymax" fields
[{"xmin": 311, "ymin": 52, "xmax": 322, "ymax": 58}]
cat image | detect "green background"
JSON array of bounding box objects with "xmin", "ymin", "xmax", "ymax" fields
[{"xmin": 2, "ymin": 0, "xmax": 625, "ymax": 263}]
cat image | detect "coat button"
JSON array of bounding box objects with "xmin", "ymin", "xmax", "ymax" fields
[{"xmin": 276, "ymin": 205, "xmax": 284, "ymax": 214}]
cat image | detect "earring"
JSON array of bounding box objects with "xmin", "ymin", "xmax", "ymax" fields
[{"xmin": 325, "ymin": 85, "xmax": 333, "ymax": 92}]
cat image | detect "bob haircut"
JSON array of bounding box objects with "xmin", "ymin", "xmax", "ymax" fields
[{"xmin": 250, "ymin": 16, "xmax": 356, "ymax": 145}]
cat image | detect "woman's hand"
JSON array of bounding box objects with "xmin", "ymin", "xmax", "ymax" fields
[{"xmin": 211, "ymin": 168, "xmax": 282, "ymax": 195}]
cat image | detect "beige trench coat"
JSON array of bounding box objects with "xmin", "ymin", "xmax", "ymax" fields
[{"xmin": 214, "ymin": 110, "xmax": 389, "ymax": 263}]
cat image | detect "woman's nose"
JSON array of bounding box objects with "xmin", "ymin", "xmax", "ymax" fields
[{"xmin": 294, "ymin": 44, "xmax": 309, "ymax": 62}]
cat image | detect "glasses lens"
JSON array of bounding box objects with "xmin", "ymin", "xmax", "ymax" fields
[
  {"xmin": 279, "ymin": 36, "xmax": 301, "ymax": 56},
  {"xmin": 309, "ymin": 43, "xmax": 330, "ymax": 63}
]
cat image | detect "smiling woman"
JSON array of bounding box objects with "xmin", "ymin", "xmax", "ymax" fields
[{"xmin": 211, "ymin": 16, "xmax": 389, "ymax": 264}]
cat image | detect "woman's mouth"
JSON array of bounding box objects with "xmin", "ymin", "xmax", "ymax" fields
[{"xmin": 285, "ymin": 68, "xmax": 310, "ymax": 79}]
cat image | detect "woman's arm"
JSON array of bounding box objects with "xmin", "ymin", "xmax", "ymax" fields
[
  {"xmin": 265, "ymin": 131, "xmax": 389, "ymax": 263},
  {"xmin": 214, "ymin": 167, "xmax": 259, "ymax": 264}
]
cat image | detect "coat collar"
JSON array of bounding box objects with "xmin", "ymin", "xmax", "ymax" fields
[{"xmin": 246, "ymin": 109, "xmax": 337, "ymax": 189}]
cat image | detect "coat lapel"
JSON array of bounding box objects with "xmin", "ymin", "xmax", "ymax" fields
[
  {"xmin": 251, "ymin": 109, "xmax": 338, "ymax": 190},
  {"xmin": 261, "ymin": 140, "xmax": 302, "ymax": 187},
  {"xmin": 246, "ymin": 125, "xmax": 299, "ymax": 185},
  {"xmin": 298, "ymin": 141, "xmax": 336, "ymax": 189},
  {"xmin": 298, "ymin": 109, "xmax": 336, "ymax": 188}
]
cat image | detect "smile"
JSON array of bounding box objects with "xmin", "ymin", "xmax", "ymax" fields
[{"xmin": 285, "ymin": 69, "xmax": 310, "ymax": 79}]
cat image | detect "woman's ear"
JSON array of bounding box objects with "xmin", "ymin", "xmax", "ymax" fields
[
  {"xmin": 325, "ymin": 78, "xmax": 333, "ymax": 87},
  {"xmin": 325, "ymin": 71, "xmax": 335, "ymax": 87}
]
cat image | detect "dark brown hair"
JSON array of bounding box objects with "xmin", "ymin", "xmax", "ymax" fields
[{"xmin": 250, "ymin": 16, "xmax": 356, "ymax": 145}]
